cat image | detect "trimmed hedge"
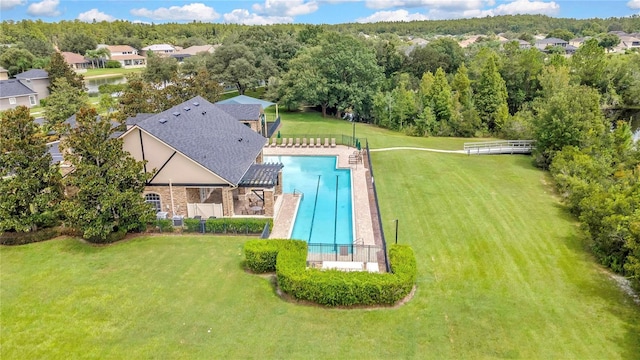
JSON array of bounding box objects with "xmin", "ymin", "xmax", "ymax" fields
[
  {"xmin": 182, "ymin": 218, "xmax": 272, "ymax": 234},
  {"xmin": 0, "ymin": 227, "xmax": 60, "ymax": 245},
  {"xmin": 155, "ymin": 219, "xmax": 174, "ymax": 233},
  {"xmin": 243, "ymin": 240, "xmax": 417, "ymax": 307}
]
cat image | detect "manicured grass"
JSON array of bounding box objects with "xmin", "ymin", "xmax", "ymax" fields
[
  {"xmin": 2, "ymin": 110, "xmax": 639, "ymax": 358},
  {"xmin": 83, "ymin": 67, "xmax": 144, "ymax": 78}
]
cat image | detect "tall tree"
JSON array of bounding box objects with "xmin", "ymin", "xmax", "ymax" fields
[
  {"xmin": 452, "ymin": 63, "xmax": 472, "ymax": 110},
  {"xmin": 0, "ymin": 106, "xmax": 62, "ymax": 232},
  {"xmin": 58, "ymin": 32, "xmax": 97, "ymax": 55},
  {"xmin": 44, "ymin": 77, "xmax": 89, "ymax": 135},
  {"xmin": 0, "ymin": 48, "xmax": 35, "ymax": 76},
  {"xmin": 430, "ymin": 68, "xmax": 453, "ymax": 124},
  {"xmin": 143, "ymin": 52, "xmax": 178, "ymax": 87},
  {"xmin": 46, "ymin": 51, "xmax": 85, "ymax": 91},
  {"xmin": 474, "ymin": 56, "xmax": 509, "ymax": 132},
  {"xmin": 571, "ymin": 38, "xmax": 606, "ymax": 90},
  {"xmin": 206, "ymin": 43, "xmax": 260, "ymax": 95},
  {"xmin": 60, "ymin": 107, "xmax": 154, "ymax": 242}
]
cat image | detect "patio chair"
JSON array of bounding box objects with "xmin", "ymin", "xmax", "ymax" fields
[
  {"xmin": 330, "ymin": 138, "xmax": 336, "ymax": 148},
  {"xmin": 316, "ymin": 138, "xmax": 321, "ymax": 147},
  {"xmin": 279, "ymin": 138, "xmax": 287, "ymax": 147},
  {"xmin": 270, "ymin": 138, "xmax": 278, "ymax": 147},
  {"xmin": 324, "ymin": 138, "xmax": 329, "ymax": 147},
  {"xmin": 301, "ymin": 138, "xmax": 307, "ymax": 147},
  {"xmin": 294, "ymin": 138, "xmax": 301, "ymax": 147},
  {"xmin": 287, "ymin": 138, "xmax": 294, "ymax": 147},
  {"xmin": 309, "ymin": 138, "xmax": 314, "ymax": 147}
]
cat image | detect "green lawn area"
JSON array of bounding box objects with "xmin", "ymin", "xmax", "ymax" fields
[
  {"xmin": 83, "ymin": 67, "xmax": 144, "ymax": 78},
  {"xmin": 2, "ymin": 110, "xmax": 639, "ymax": 358}
]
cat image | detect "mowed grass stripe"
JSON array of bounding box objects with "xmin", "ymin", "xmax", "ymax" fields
[{"xmin": 371, "ymin": 149, "xmax": 639, "ymax": 358}]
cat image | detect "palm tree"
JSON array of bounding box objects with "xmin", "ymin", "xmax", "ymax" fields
[
  {"xmin": 85, "ymin": 49, "xmax": 98, "ymax": 69},
  {"xmin": 95, "ymin": 48, "xmax": 111, "ymax": 68}
]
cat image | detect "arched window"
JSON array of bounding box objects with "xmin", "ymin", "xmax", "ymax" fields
[{"xmin": 145, "ymin": 193, "xmax": 162, "ymax": 212}]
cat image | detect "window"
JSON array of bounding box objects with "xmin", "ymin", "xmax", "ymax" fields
[
  {"xmin": 29, "ymin": 96, "xmax": 36, "ymax": 106},
  {"xmin": 145, "ymin": 193, "xmax": 162, "ymax": 212},
  {"xmin": 9, "ymin": 97, "xmax": 16, "ymax": 105}
]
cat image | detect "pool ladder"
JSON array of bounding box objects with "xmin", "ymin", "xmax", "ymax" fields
[{"xmin": 293, "ymin": 188, "xmax": 304, "ymax": 199}]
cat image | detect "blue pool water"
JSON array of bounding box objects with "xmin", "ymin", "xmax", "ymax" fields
[{"xmin": 264, "ymin": 156, "xmax": 353, "ymax": 245}]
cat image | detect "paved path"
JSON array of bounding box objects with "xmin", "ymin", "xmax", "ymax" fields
[{"xmin": 369, "ymin": 147, "xmax": 466, "ymax": 154}]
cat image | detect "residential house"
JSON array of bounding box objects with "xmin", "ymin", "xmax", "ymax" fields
[
  {"xmin": 61, "ymin": 51, "xmax": 90, "ymax": 70},
  {"xmin": 516, "ymin": 39, "xmax": 531, "ymax": 49},
  {"xmin": 120, "ymin": 96, "xmax": 283, "ymax": 220},
  {"xmin": 0, "ymin": 79, "xmax": 38, "ymax": 110},
  {"xmin": 569, "ymin": 37, "xmax": 591, "ymax": 47},
  {"xmin": 617, "ymin": 35, "xmax": 640, "ymax": 52},
  {"xmin": 142, "ymin": 44, "xmax": 177, "ymax": 57},
  {"xmin": 0, "ymin": 67, "xmax": 8, "ymax": 80},
  {"xmin": 102, "ymin": 45, "xmax": 146, "ymax": 68},
  {"xmin": 15, "ymin": 69, "xmax": 49, "ymax": 101},
  {"xmin": 216, "ymin": 95, "xmax": 277, "ymax": 136},
  {"xmin": 171, "ymin": 44, "xmax": 218, "ymax": 62},
  {"xmin": 534, "ymin": 38, "xmax": 576, "ymax": 55}
]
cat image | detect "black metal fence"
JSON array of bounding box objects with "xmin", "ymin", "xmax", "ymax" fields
[
  {"xmin": 365, "ymin": 140, "xmax": 390, "ymax": 272},
  {"xmin": 270, "ymin": 134, "xmax": 362, "ymax": 148},
  {"xmin": 307, "ymin": 243, "xmax": 382, "ymax": 263},
  {"xmin": 266, "ymin": 116, "xmax": 281, "ymax": 138}
]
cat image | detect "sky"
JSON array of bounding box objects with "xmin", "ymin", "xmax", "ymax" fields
[{"xmin": 0, "ymin": 0, "xmax": 639, "ymax": 25}]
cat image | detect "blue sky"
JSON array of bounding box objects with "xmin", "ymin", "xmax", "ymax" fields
[{"xmin": 1, "ymin": 1, "xmax": 639, "ymax": 25}]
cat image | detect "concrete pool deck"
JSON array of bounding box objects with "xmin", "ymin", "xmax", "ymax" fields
[{"xmin": 264, "ymin": 145, "xmax": 376, "ymax": 248}]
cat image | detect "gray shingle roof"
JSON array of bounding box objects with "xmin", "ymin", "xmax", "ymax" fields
[
  {"xmin": 15, "ymin": 69, "xmax": 48, "ymax": 79},
  {"xmin": 134, "ymin": 96, "xmax": 267, "ymax": 185},
  {"xmin": 126, "ymin": 113, "xmax": 155, "ymax": 127},
  {"xmin": 216, "ymin": 103, "xmax": 262, "ymax": 121},
  {"xmin": 0, "ymin": 79, "xmax": 37, "ymax": 98},
  {"xmin": 216, "ymin": 95, "xmax": 274, "ymax": 108}
]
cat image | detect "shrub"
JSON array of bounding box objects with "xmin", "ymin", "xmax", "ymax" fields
[
  {"xmin": 105, "ymin": 60, "xmax": 122, "ymax": 68},
  {"xmin": 0, "ymin": 227, "xmax": 59, "ymax": 245},
  {"xmin": 204, "ymin": 218, "xmax": 272, "ymax": 234},
  {"xmin": 243, "ymin": 240, "xmax": 417, "ymax": 307},
  {"xmin": 183, "ymin": 218, "xmax": 202, "ymax": 233},
  {"xmin": 155, "ymin": 219, "xmax": 173, "ymax": 233}
]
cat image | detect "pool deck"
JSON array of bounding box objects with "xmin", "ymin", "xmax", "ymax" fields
[{"xmin": 264, "ymin": 145, "xmax": 376, "ymax": 247}]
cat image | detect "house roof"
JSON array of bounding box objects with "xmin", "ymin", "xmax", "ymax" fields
[
  {"xmin": 536, "ymin": 38, "xmax": 567, "ymax": 45},
  {"xmin": 125, "ymin": 113, "xmax": 155, "ymax": 127},
  {"xmin": 142, "ymin": 44, "xmax": 175, "ymax": 51},
  {"xmin": 179, "ymin": 45, "xmax": 217, "ymax": 56},
  {"xmin": 106, "ymin": 45, "xmax": 138, "ymax": 53},
  {"xmin": 47, "ymin": 141, "xmax": 64, "ymax": 164},
  {"xmin": 216, "ymin": 95, "xmax": 274, "ymax": 109},
  {"xmin": 132, "ymin": 96, "xmax": 267, "ymax": 185},
  {"xmin": 15, "ymin": 69, "xmax": 48, "ymax": 79},
  {"xmin": 111, "ymin": 54, "xmax": 146, "ymax": 61},
  {"xmin": 0, "ymin": 79, "xmax": 37, "ymax": 99},
  {"xmin": 216, "ymin": 104, "xmax": 262, "ymax": 121},
  {"xmin": 0, "ymin": 67, "xmax": 8, "ymax": 73},
  {"xmin": 61, "ymin": 52, "xmax": 88, "ymax": 64},
  {"xmin": 239, "ymin": 163, "xmax": 284, "ymax": 187}
]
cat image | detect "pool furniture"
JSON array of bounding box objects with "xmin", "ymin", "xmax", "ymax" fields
[
  {"xmin": 324, "ymin": 138, "xmax": 329, "ymax": 147},
  {"xmin": 301, "ymin": 138, "xmax": 307, "ymax": 147},
  {"xmin": 330, "ymin": 138, "xmax": 336, "ymax": 148},
  {"xmin": 287, "ymin": 138, "xmax": 294, "ymax": 147},
  {"xmin": 316, "ymin": 138, "xmax": 321, "ymax": 147},
  {"xmin": 294, "ymin": 138, "xmax": 301, "ymax": 147},
  {"xmin": 309, "ymin": 138, "xmax": 315, "ymax": 147}
]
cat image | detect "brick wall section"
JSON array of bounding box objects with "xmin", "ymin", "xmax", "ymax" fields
[
  {"xmin": 144, "ymin": 185, "xmax": 188, "ymax": 218},
  {"xmin": 222, "ymin": 188, "xmax": 234, "ymax": 216},
  {"xmin": 264, "ymin": 189, "xmax": 274, "ymax": 217},
  {"xmin": 276, "ymin": 171, "xmax": 283, "ymax": 195}
]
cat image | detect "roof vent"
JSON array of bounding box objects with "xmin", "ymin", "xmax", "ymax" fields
[
  {"xmin": 159, "ymin": 118, "xmax": 168, "ymax": 124},
  {"xmin": 238, "ymin": 138, "xmax": 243, "ymax": 142},
  {"xmin": 172, "ymin": 112, "xmax": 180, "ymax": 117},
  {"xmin": 202, "ymin": 111, "xmax": 207, "ymax": 115},
  {"xmin": 193, "ymin": 102, "xmax": 200, "ymax": 106},
  {"xmin": 183, "ymin": 107, "xmax": 191, "ymax": 111}
]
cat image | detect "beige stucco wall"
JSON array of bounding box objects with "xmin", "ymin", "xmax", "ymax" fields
[
  {"xmin": 0, "ymin": 95, "xmax": 38, "ymax": 111},
  {"xmin": 21, "ymin": 78, "xmax": 49, "ymax": 100},
  {"xmin": 122, "ymin": 128, "xmax": 229, "ymax": 185}
]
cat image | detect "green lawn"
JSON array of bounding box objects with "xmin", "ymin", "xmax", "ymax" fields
[
  {"xmin": 82, "ymin": 67, "xmax": 144, "ymax": 78},
  {"xmin": 2, "ymin": 110, "xmax": 639, "ymax": 359}
]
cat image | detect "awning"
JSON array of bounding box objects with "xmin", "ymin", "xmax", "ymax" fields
[
  {"xmin": 239, "ymin": 162, "xmax": 283, "ymax": 187},
  {"xmin": 216, "ymin": 95, "xmax": 275, "ymax": 109}
]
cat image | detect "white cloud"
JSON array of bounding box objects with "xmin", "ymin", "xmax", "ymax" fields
[
  {"xmin": 27, "ymin": 0, "xmax": 61, "ymax": 17},
  {"xmin": 1, "ymin": 0, "xmax": 26, "ymax": 10},
  {"xmin": 223, "ymin": 9, "xmax": 293, "ymax": 25},
  {"xmin": 357, "ymin": 9, "xmax": 429, "ymax": 23},
  {"xmin": 78, "ymin": 9, "xmax": 116, "ymax": 22},
  {"xmin": 489, "ymin": 0, "xmax": 559, "ymax": 16},
  {"xmin": 365, "ymin": 0, "xmax": 492, "ymax": 10},
  {"xmin": 252, "ymin": 0, "xmax": 318, "ymax": 16},
  {"xmin": 130, "ymin": 3, "xmax": 220, "ymax": 21},
  {"xmin": 628, "ymin": 0, "xmax": 640, "ymax": 9}
]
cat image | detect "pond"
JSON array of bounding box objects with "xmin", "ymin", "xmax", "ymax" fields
[{"xmin": 84, "ymin": 76, "xmax": 126, "ymax": 94}]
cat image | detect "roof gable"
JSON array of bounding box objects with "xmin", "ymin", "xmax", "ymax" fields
[
  {"xmin": 0, "ymin": 79, "xmax": 37, "ymax": 98},
  {"xmin": 133, "ymin": 96, "xmax": 267, "ymax": 185},
  {"xmin": 15, "ymin": 69, "xmax": 48, "ymax": 79}
]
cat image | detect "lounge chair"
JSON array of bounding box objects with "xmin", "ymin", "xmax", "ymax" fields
[
  {"xmin": 301, "ymin": 138, "xmax": 307, "ymax": 147},
  {"xmin": 309, "ymin": 138, "xmax": 315, "ymax": 147},
  {"xmin": 316, "ymin": 138, "xmax": 321, "ymax": 148},
  {"xmin": 330, "ymin": 138, "xmax": 336, "ymax": 148},
  {"xmin": 287, "ymin": 138, "xmax": 294, "ymax": 147},
  {"xmin": 294, "ymin": 138, "xmax": 301, "ymax": 147},
  {"xmin": 271, "ymin": 138, "xmax": 278, "ymax": 147},
  {"xmin": 279, "ymin": 138, "xmax": 287, "ymax": 147},
  {"xmin": 324, "ymin": 138, "xmax": 329, "ymax": 147}
]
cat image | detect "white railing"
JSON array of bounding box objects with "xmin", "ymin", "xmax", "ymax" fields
[{"xmin": 463, "ymin": 140, "xmax": 535, "ymax": 155}]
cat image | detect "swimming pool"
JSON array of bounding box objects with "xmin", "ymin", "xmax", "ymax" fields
[{"xmin": 264, "ymin": 156, "xmax": 353, "ymax": 245}]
